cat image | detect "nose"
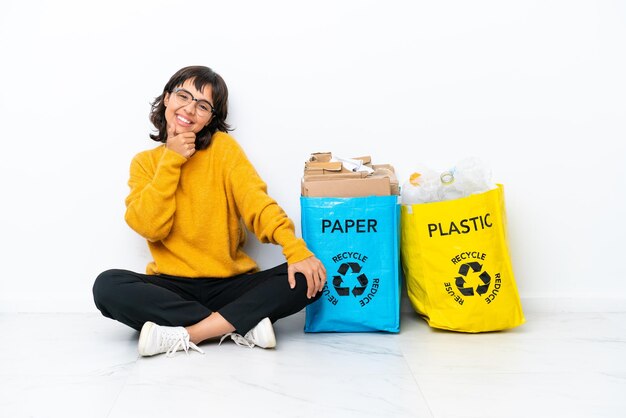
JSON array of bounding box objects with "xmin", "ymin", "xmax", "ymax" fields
[{"xmin": 182, "ymin": 100, "xmax": 198, "ymax": 115}]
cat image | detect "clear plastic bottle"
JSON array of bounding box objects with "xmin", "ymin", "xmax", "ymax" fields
[{"xmin": 439, "ymin": 169, "xmax": 464, "ymax": 201}]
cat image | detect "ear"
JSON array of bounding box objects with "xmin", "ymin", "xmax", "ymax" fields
[{"xmin": 163, "ymin": 92, "xmax": 170, "ymax": 106}]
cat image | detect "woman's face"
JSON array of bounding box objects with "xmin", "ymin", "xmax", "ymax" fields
[{"xmin": 163, "ymin": 79, "xmax": 214, "ymax": 136}]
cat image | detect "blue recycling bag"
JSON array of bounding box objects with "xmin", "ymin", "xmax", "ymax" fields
[{"xmin": 301, "ymin": 195, "xmax": 401, "ymax": 333}]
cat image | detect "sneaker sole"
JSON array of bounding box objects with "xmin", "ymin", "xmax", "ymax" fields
[{"xmin": 137, "ymin": 321, "xmax": 156, "ymax": 356}]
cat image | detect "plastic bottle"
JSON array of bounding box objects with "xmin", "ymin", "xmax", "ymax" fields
[{"xmin": 439, "ymin": 169, "xmax": 465, "ymax": 201}]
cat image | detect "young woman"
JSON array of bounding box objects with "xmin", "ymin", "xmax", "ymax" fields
[{"xmin": 93, "ymin": 66, "xmax": 326, "ymax": 357}]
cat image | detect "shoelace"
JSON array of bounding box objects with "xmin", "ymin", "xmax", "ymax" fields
[
  {"xmin": 219, "ymin": 332, "xmax": 255, "ymax": 348},
  {"xmin": 163, "ymin": 332, "xmax": 205, "ymax": 357}
]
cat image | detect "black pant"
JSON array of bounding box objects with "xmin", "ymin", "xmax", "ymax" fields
[{"xmin": 93, "ymin": 263, "xmax": 320, "ymax": 334}]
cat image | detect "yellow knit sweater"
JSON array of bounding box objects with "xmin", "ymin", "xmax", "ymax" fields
[{"xmin": 124, "ymin": 131, "xmax": 312, "ymax": 278}]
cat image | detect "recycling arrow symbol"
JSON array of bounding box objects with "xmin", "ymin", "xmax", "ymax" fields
[
  {"xmin": 455, "ymin": 261, "xmax": 491, "ymax": 297},
  {"xmin": 332, "ymin": 262, "xmax": 369, "ymax": 297}
]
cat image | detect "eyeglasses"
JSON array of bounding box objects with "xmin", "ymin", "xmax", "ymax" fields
[{"xmin": 170, "ymin": 88, "xmax": 215, "ymax": 117}]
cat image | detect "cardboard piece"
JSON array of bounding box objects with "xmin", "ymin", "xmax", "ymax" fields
[
  {"xmin": 308, "ymin": 152, "xmax": 332, "ymax": 163},
  {"xmin": 303, "ymin": 172, "xmax": 368, "ymax": 182},
  {"xmin": 304, "ymin": 161, "xmax": 348, "ymax": 175},
  {"xmin": 301, "ymin": 177, "xmax": 391, "ymax": 197}
]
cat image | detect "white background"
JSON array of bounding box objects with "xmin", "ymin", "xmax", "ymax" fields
[{"xmin": 0, "ymin": 0, "xmax": 624, "ymax": 312}]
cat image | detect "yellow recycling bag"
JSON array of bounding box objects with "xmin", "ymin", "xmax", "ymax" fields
[{"xmin": 401, "ymin": 185, "xmax": 525, "ymax": 332}]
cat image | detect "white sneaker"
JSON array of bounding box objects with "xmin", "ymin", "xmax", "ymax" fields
[
  {"xmin": 219, "ymin": 317, "xmax": 276, "ymax": 349},
  {"xmin": 138, "ymin": 321, "xmax": 204, "ymax": 357}
]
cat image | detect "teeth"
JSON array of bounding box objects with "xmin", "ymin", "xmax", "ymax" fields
[{"xmin": 177, "ymin": 115, "xmax": 191, "ymax": 124}]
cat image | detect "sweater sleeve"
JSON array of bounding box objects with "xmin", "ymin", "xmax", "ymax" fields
[
  {"xmin": 228, "ymin": 145, "xmax": 313, "ymax": 264},
  {"xmin": 124, "ymin": 148, "xmax": 187, "ymax": 242}
]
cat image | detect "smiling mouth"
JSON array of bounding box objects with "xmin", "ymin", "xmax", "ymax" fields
[{"xmin": 176, "ymin": 115, "xmax": 192, "ymax": 125}]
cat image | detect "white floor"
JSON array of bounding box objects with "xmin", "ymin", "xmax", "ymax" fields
[{"xmin": 1, "ymin": 306, "xmax": 625, "ymax": 418}]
